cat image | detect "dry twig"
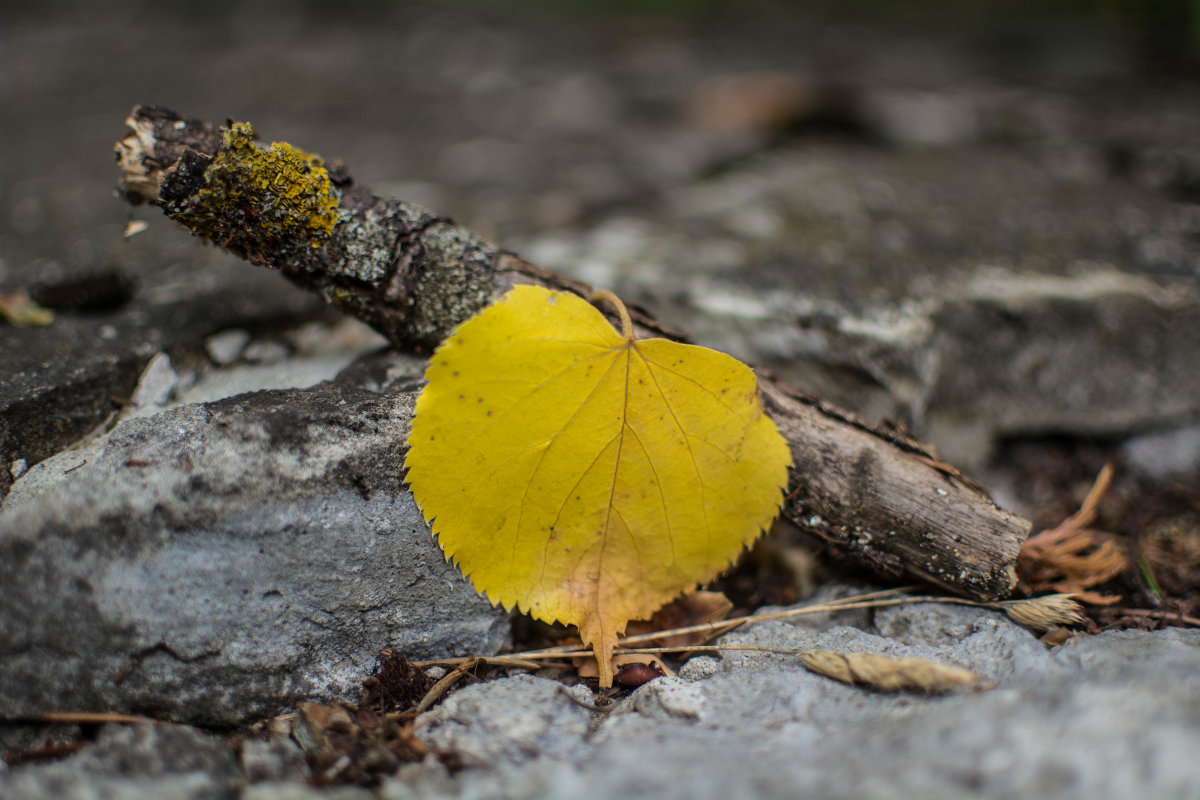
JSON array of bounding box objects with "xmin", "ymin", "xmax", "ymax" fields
[{"xmin": 113, "ymin": 105, "xmax": 1030, "ymax": 601}]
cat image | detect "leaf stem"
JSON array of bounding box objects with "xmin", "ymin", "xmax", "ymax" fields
[{"xmin": 591, "ymin": 289, "xmax": 634, "ymax": 340}]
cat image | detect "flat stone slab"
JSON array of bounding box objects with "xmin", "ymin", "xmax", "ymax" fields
[
  {"xmin": 2, "ymin": 588, "xmax": 1197, "ymax": 799},
  {"xmin": 0, "ymin": 723, "xmax": 241, "ymax": 800},
  {"xmin": 0, "ymin": 262, "xmax": 325, "ymax": 500},
  {"xmin": 0, "ymin": 382, "xmax": 508, "ymax": 726}
]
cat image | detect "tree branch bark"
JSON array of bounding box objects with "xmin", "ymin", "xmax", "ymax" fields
[{"xmin": 115, "ymin": 105, "xmax": 1029, "ymax": 600}]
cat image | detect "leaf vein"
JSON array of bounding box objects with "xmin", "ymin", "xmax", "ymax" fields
[
  {"xmin": 635, "ymin": 347, "xmax": 713, "ymax": 557},
  {"xmin": 638, "ymin": 351, "xmax": 744, "ymax": 417},
  {"xmin": 469, "ymin": 348, "xmax": 617, "ymax": 442},
  {"xmin": 623, "ymin": 422, "xmax": 681, "ymax": 579}
]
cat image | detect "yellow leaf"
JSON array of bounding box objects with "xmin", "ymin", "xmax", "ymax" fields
[{"xmin": 405, "ymin": 285, "xmax": 791, "ymax": 686}]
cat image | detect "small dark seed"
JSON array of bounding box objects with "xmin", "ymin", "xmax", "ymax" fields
[{"xmin": 615, "ymin": 661, "xmax": 665, "ymax": 689}]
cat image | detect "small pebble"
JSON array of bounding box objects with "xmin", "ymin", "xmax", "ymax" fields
[{"xmin": 205, "ymin": 329, "xmax": 252, "ymax": 365}]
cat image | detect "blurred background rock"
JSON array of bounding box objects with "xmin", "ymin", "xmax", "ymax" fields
[{"xmin": 3, "ymin": 0, "xmax": 1199, "ymax": 473}]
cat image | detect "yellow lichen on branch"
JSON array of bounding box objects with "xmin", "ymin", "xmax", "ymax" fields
[{"xmin": 164, "ymin": 122, "xmax": 339, "ymax": 258}]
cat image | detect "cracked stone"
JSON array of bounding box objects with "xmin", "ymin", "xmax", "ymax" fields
[{"xmin": 0, "ymin": 382, "xmax": 509, "ymax": 726}]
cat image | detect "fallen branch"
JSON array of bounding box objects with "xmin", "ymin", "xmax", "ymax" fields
[{"xmin": 114, "ymin": 105, "xmax": 1030, "ymax": 600}]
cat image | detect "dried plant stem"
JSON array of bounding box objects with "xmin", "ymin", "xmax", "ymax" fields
[
  {"xmin": 614, "ymin": 586, "xmax": 918, "ymax": 648},
  {"xmin": 454, "ymin": 586, "xmax": 913, "ymax": 664},
  {"xmin": 37, "ymin": 711, "xmax": 167, "ymax": 725},
  {"xmin": 1069, "ymin": 462, "xmax": 1114, "ymax": 529},
  {"xmin": 583, "ymin": 645, "xmax": 808, "ymax": 657},
  {"xmin": 411, "ymin": 588, "xmax": 1080, "ymax": 669},
  {"xmin": 413, "ymin": 657, "xmax": 485, "ymax": 714},
  {"xmin": 1112, "ymin": 608, "xmax": 1200, "ymax": 627},
  {"xmin": 590, "ymin": 289, "xmax": 634, "ymax": 340}
]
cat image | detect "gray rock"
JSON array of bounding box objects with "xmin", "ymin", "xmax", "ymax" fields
[
  {"xmin": 244, "ymin": 782, "xmax": 374, "ymax": 800},
  {"xmin": 204, "ymin": 329, "xmax": 251, "ymax": 366},
  {"xmin": 520, "ymin": 143, "xmax": 1200, "ymax": 467},
  {"xmin": 927, "ymin": 270, "xmax": 1200, "ymax": 465},
  {"xmin": 1121, "ymin": 423, "xmax": 1200, "ymax": 481},
  {"xmin": 860, "ymin": 88, "xmax": 980, "ymax": 147},
  {"xmin": 0, "ymin": 262, "xmax": 326, "ymax": 502},
  {"xmin": 0, "ymin": 723, "xmax": 240, "ymax": 800},
  {"xmin": 129, "ymin": 352, "xmax": 181, "ymax": 409},
  {"xmin": 241, "ymin": 737, "xmax": 310, "ymax": 784},
  {"xmin": 389, "ymin": 595, "xmax": 1200, "ymax": 800},
  {"xmin": 243, "ymin": 340, "xmax": 292, "ymax": 365},
  {"xmin": 168, "ymin": 318, "xmax": 392, "ymax": 409},
  {"xmin": 0, "ymin": 723, "xmax": 83, "ymax": 761},
  {"xmin": 415, "ymin": 675, "xmax": 594, "ymax": 768},
  {"xmin": 0, "ymin": 382, "xmax": 509, "ymax": 726}
]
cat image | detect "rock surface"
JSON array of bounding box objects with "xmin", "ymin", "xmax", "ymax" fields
[
  {"xmin": 519, "ymin": 151, "xmax": 1200, "ymax": 466},
  {"xmin": 0, "ymin": 380, "xmax": 509, "ymax": 726},
  {"xmin": 3, "ymin": 5, "xmax": 1200, "ymax": 799},
  {"xmin": 385, "ymin": 599, "xmax": 1200, "ymax": 800},
  {"xmin": 3, "ymin": 588, "xmax": 1198, "ymax": 798},
  {"xmin": 6, "ymin": 4, "xmax": 1200, "ymax": 477},
  {"xmin": 0, "ymin": 261, "xmax": 326, "ymax": 500},
  {"xmin": 0, "ymin": 723, "xmax": 241, "ymax": 800}
]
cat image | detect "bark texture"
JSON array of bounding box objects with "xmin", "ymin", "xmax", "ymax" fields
[{"xmin": 115, "ymin": 105, "xmax": 1029, "ymax": 600}]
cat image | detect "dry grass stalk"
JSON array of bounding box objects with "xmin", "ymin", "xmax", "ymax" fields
[
  {"xmin": 799, "ymin": 651, "xmax": 984, "ymax": 693},
  {"xmin": 1110, "ymin": 607, "xmax": 1200, "ymax": 628},
  {"xmin": 413, "ymin": 657, "xmax": 485, "ymax": 714},
  {"xmin": 410, "ymin": 588, "xmax": 1087, "ymax": 672},
  {"xmin": 997, "ymin": 594, "xmax": 1086, "ymax": 632},
  {"xmin": 38, "ymin": 711, "xmax": 166, "ymax": 726},
  {"xmin": 1017, "ymin": 464, "xmax": 1127, "ymax": 603}
]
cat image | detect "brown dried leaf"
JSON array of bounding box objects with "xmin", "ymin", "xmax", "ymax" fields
[
  {"xmin": 624, "ymin": 590, "xmax": 734, "ymax": 648},
  {"xmin": 290, "ymin": 699, "xmax": 427, "ymax": 787},
  {"xmin": 799, "ymin": 650, "xmax": 985, "ymax": 693},
  {"xmin": 292, "ymin": 703, "xmax": 355, "ymax": 760},
  {"xmin": 1040, "ymin": 627, "xmax": 1075, "ymax": 646}
]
